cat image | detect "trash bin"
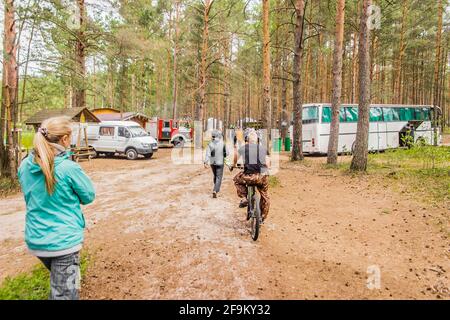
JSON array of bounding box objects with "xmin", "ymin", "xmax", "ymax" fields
[
  {"xmin": 273, "ymin": 138, "xmax": 282, "ymax": 152},
  {"xmin": 284, "ymin": 137, "xmax": 291, "ymax": 152}
]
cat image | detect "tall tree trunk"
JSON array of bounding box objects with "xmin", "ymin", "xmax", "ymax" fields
[
  {"xmin": 262, "ymin": 0, "xmax": 272, "ymax": 147},
  {"xmin": 291, "ymin": 0, "xmax": 306, "ymax": 161},
  {"xmin": 195, "ymin": 0, "xmax": 212, "ymax": 124},
  {"xmin": 280, "ymin": 56, "xmax": 288, "ymax": 142},
  {"xmin": 194, "ymin": 0, "xmax": 213, "ymax": 148},
  {"xmin": 351, "ymin": 33, "xmax": 358, "ymax": 103},
  {"xmin": 223, "ymin": 35, "xmax": 231, "ymax": 131},
  {"xmin": 350, "ymin": 0, "xmax": 372, "ymax": 171},
  {"xmin": 432, "ymin": 0, "xmax": 443, "ymax": 145},
  {"xmin": 1, "ymin": 0, "xmax": 18, "ymax": 178},
  {"xmin": 72, "ymin": 0, "xmax": 86, "ymax": 109},
  {"xmin": 394, "ymin": 0, "xmax": 408, "ymax": 104},
  {"xmin": 172, "ymin": 0, "xmax": 180, "ymax": 121},
  {"xmin": 327, "ymin": 0, "xmax": 345, "ymax": 165}
]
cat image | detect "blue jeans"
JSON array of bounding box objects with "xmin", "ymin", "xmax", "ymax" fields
[{"xmin": 38, "ymin": 252, "xmax": 80, "ymax": 300}]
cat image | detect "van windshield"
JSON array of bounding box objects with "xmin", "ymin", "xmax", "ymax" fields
[{"xmin": 128, "ymin": 126, "xmax": 148, "ymax": 137}]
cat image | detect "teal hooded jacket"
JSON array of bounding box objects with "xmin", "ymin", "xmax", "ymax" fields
[{"xmin": 18, "ymin": 152, "xmax": 95, "ymax": 252}]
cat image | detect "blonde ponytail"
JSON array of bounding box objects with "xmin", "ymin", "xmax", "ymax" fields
[{"xmin": 33, "ymin": 116, "xmax": 72, "ymax": 194}]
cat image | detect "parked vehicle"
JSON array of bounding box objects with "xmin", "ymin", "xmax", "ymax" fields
[
  {"xmin": 147, "ymin": 118, "xmax": 192, "ymax": 147},
  {"xmin": 87, "ymin": 121, "xmax": 158, "ymax": 160},
  {"xmin": 289, "ymin": 104, "xmax": 442, "ymax": 155}
]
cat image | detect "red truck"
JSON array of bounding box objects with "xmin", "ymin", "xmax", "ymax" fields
[{"xmin": 148, "ymin": 118, "xmax": 193, "ymax": 147}]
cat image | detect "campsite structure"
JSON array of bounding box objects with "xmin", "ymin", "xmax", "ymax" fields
[
  {"xmin": 91, "ymin": 108, "xmax": 151, "ymax": 131},
  {"xmin": 25, "ymin": 107, "xmax": 101, "ymax": 162}
]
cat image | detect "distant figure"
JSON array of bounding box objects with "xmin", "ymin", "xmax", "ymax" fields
[
  {"xmin": 18, "ymin": 116, "xmax": 95, "ymax": 300},
  {"xmin": 204, "ymin": 130, "xmax": 228, "ymax": 198}
]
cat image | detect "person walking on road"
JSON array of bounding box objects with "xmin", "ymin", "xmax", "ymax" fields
[
  {"xmin": 204, "ymin": 130, "xmax": 228, "ymax": 198},
  {"xmin": 18, "ymin": 116, "xmax": 95, "ymax": 300}
]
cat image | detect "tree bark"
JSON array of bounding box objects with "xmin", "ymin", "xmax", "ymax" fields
[
  {"xmin": 432, "ymin": 0, "xmax": 443, "ymax": 145},
  {"xmin": 327, "ymin": 0, "xmax": 346, "ymax": 165},
  {"xmin": 291, "ymin": 0, "xmax": 306, "ymax": 161},
  {"xmin": 262, "ymin": 0, "xmax": 272, "ymax": 148},
  {"xmin": 72, "ymin": 0, "xmax": 86, "ymax": 109},
  {"xmin": 350, "ymin": 0, "xmax": 372, "ymax": 172},
  {"xmin": 223, "ymin": 35, "xmax": 231, "ymax": 131},
  {"xmin": 172, "ymin": 0, "xmax": 180, "ymax": 121},
  {"xmin": 195, "ymin": 0, "xmax": 213, "ymax": 124},
  {"xmin": 1, "ymin": 0, "xmax": 18, "ymax": 178},
  {"xmin": 394, "ymin": 0, "xmax": 408, "ymax": 104}
]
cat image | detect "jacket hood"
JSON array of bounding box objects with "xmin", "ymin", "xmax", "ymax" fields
[{"xmin": 27, "ymin": 152, "xmax": 71, "ymax": 174}]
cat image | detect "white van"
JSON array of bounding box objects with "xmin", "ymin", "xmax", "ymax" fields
[{"xmin": 87, "ymin": 121, "xmax": 158, "ymax": 160}]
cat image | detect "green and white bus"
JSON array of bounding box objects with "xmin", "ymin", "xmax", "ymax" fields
[{"xmin": 289, "ymin": 104, "xmax": 441, "ymax": 155}]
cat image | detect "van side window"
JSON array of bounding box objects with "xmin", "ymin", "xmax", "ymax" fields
[
  {"xmin": 100, "ymin": 127, "xmax": 114, "ymax": 136},
  {"xmin": 118, "ymin": 127, "xmax": 127, "ymax": 137}
]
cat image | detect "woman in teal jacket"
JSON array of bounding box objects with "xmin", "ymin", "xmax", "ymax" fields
[{"xmin": 18, "ymin": 116, "xmax": 95, "ymax": 300}]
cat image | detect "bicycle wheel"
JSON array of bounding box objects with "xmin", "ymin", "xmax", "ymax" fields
[
  {"xmin": 246, "ymin": 187, "xmax": 253, "ymax": 221},
  {"xmin": 251, "ymin": 193, "xmax": 261, "ymax": 241}
]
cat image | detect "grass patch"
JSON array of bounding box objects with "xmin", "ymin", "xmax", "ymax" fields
[
  {"xmin": 0, "ymin": 253, "xmax": 90, "ymax": 300},
  {"xmin": 328, "ymin": 146, "xmax": 450, "ymax": 203},
  {"xmin": 268, "ymin": 175, "xmax": 280, "ymax": 188},
  {"xmin": 0, "ymin": 177, "xmax": 20, "ymax": 197}
]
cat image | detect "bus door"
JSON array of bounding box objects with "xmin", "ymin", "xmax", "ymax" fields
[{"xmin": 377, "ymin": 122, "xmax": 388, "ymax": 150}]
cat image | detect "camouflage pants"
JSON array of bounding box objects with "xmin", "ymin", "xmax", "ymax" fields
[{"xmin": 233, "ymin": 172, "xmax": 270, "ymax": 219}]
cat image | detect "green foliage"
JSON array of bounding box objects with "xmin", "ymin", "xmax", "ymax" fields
[
  {"xmin": 21, "ymin": 131, "xmax": 35, "ymax": 151},
  {"xmin": 333, "ymin": 145, "xmax": 450, "ymax": 203},
  {"xmin": 0, "ymin": 177, "xmax": 20, "ymax": 197},
  {"xmin": 0, "ymin": 265, "xmax": 50, "ymax": 300},
  {"xmin": 0, "ymin": 253, "xmax": 90, "ymax": 300}
]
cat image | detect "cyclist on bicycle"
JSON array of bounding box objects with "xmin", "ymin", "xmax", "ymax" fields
[{"xmin": 233, "ymin": 130, "xmax": 271, "ymax": 221}]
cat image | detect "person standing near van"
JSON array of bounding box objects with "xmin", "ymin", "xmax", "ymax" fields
[
  {"xmin": 204, "ymin": 130, "xmax": 228, "ymax": 198},
  {"xmin": 18, "ymin": 116, "xmax": 95, "ymax": 300}
]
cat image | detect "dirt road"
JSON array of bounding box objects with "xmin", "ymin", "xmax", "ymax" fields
[{"xmin": 0, "ymin": 149, "xmax": 448, "ymax": 299}]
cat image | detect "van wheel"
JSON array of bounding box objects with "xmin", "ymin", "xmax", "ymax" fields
[
  {"xmin": 91, "ymin": 148, "xmax": 98, "ymax": 158},
  {"xmin": 126, "ymin": 148, "xmax": 138, "ymax": 160},
  {"xmin": 144, "ymin": 153, "xmax": 153, "ymax": 159}
]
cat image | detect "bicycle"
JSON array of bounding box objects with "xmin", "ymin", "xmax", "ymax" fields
[{"xmin": 230, "ymin": 165, "xmax": 263, "ymax": 241}]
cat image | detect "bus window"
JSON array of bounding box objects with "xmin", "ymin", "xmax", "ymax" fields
[
  {"xmin": 322, "ymin": 106, "xmax": 331, "ymax": 123},
  {"xmin": 423, "ymin": 108, "xmax": 431, "ymax": 120},
  {"xmin": 370, "ymin": 107, "xmax": 383, "ymax": 122},
  {"xmin": 414, "ymin": 108, "xmax": 425, "ymax": 120},
  {"xmin": 383, "ymin": 108, "xmax": 400, "ymax": 121},
  {"xmin": 344, "ymin": 107, "xmax": 358, "ymax": 122},
  {"xmin": 339, "ymin": 108, "xmax": 346, "ymax": 122},
  {"xmin": 302, "ymin": 106, "xmax": 319, "ymax": 124},
  {"xmin": 399, "ymin": 108, "xmax": 415, "ymax": 121},
  {"xmin": 321, "ymin": 106, "xmax": 345, "ymax": 123}
]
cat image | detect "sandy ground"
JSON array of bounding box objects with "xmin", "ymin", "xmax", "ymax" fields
[{"xmin": 0, "ymin": 149, "xmax": 448, "ymax": 299}]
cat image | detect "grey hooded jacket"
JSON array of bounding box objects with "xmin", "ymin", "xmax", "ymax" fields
[{"xmin": 205, "ymin": 138, "xmax": 228, "ymax": 166}]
